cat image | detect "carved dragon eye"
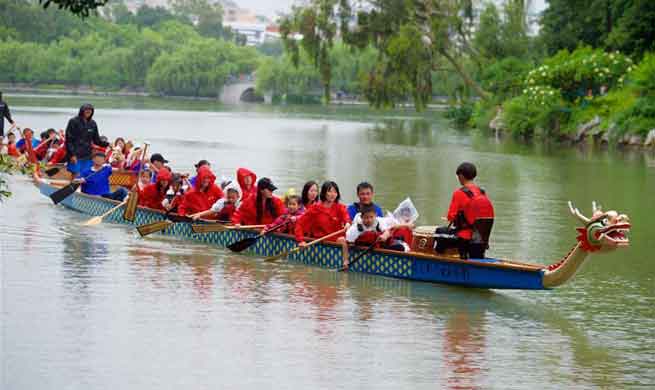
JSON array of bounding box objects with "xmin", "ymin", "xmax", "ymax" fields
[{"xmin": 602, "ymin": 217, "xmax": 609, "ymax": 225}]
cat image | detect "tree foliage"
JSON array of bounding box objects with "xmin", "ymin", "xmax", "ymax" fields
[
  {"xmin": 280, "ymin": 0, "xmax": 498, "ymax": 109},
  {"xmin": 38, "ymin": 0, "xmax": 106, "ymax": 17},
  {"xmin": 0, "ymin": 0, "xmax": 259, "ymax": 97},
  {"xmin": 540, "ymin": 0, "xmax": 654, "ymax": 59}
]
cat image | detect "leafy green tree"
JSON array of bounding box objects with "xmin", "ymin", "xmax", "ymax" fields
[
  {"xmin": 281, "ymin": 0, "xmax": 491, "ymax": 109},
  {"xmin": 474, "ymin": 4, "xmax": 505, "ymax": 60},
  {"xmin": 37, "ymin": 0, "xmax": 107, "ymax": 17},
  {"xmin": 539, "ymin": 0, "xmax": 638, "ymax": 55},
  {"xmin": 133, "ymin": 5, "xmax": 181, "ymax": 28},
  {"xmin": 146, "ymin": 39, "xmax": 257, "ymax": 97},
  {"xmin": 606, "ymin": 0, "xmax": 655, "ymax": 58}
]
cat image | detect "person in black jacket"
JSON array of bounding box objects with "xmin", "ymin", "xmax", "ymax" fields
[
  {"xmin": 65, "ymin": 103, "xmax": 108, "ymax": 175},
  {"xmin": 0, "ymin": 92, "xmax": 16, "ymax": 145}
]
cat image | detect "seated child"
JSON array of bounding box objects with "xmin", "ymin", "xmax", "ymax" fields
[
  {"xmin": 346, "ymin": 204, "xmax": 395, "ymax": 248},
  {"xmin": 265, "ymin": 190, "xmax": 305, "ymax": 234},
  {"xmin": 5, "ymin": 132, "xmax": 19, "ymax": 157},
  {"xmin": 137, "ymin": 169, "xmax": 152, "ymax": 192},
  {"xmin": 192, "ymin": 181, "xmax": 241, "ymax": 222},
  {"xmin": 162, "ymin": 173, "xmax": 187, "ymax": 213}
]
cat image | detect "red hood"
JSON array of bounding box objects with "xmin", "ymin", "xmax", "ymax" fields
[
  {"xmin": 157, "ymin": 168, "xmax": 172, "ymax": 183},
  {"xmin": 195, "ymin": 166, "xmax": 216, "ymax": 190},
  {"xmin": 237, "ymin": 167, "xmax": 257, "ymax": 193}
]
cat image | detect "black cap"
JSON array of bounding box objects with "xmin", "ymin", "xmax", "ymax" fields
[
  {"xmin": 195, "ymin": 159, "xmax": 210, "ymax": 169},
  {"xmin": 150, "ymin": 153, "xmax": 168, "ymax": 164},
  {"xmin": 257, "ymin": 177, "xmax": 277, "ymax": 192}
]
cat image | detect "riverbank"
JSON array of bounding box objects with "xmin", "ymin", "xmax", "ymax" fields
[{"xmin": 462, "ymin": 48, "xmax": 655, "ymax": 150}]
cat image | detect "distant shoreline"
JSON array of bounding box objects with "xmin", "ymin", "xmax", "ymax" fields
[{"xmin": 1, "ymin": 84, "xmax": 450, "ymax": 109}]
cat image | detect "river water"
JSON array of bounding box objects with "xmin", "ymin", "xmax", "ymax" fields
[{"xmin": 2, "ymin": 95, "xmax": 654, "ymax": 389}]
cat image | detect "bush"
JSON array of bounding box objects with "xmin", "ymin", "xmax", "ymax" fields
[
  {"xmin": 629, "ymin": 52, "xmax": 655, "ymax": 96},
  {"xmin": 470, "ymin": 99, "xmax": 499, "ymax": 131},
  {"xmin": 480, "ymin": 57, "xmax": 532, "ymax": 101},
  {"xmin": 525, "ymin": 47, "xmax": 634, "ymax": 102},
  {"xmin": 503, "ymin": 90, "xmax": 569, "ymax": 138},
  {"xmin": 445, "ymin": 103, "xmax": 474, "ymax": 128}
]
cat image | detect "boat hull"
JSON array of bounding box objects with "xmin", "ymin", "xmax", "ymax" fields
[{"xmin": 38, "ymin": 181, "xmax": 547, "ymax": 290}]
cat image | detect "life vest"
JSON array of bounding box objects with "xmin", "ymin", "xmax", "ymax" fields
[
  {"xmin": 354, "ymin": 222, "xmax": 382, "ymax": 246},
  {"xmin": 454, "ymin": 186, "xmax": 494, "ymax": 244}
]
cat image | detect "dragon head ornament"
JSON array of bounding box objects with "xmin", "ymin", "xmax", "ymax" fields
[{"xmin": 568, "ymin": 201, "xmax": 631, "ymax": 252}]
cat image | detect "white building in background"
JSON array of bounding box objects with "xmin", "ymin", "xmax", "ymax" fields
[{"xmin": 223, "ymin": 22, "xmax": 281, "ymax": 46}]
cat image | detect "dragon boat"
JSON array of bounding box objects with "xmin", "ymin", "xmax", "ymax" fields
[{"xmin": 33, "ymin": 174, "xmax": 631, "ymax": 290}]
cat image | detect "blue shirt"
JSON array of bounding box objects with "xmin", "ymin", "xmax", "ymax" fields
[
  {"xmin": 347, "ymin": 202, "xmax": 384, "ymax": 220},
  {"xmin": 189, "ymin": 175, "xmax": 198, "ymax": 187},
  {"xmin": 15, "ymin": 138, "xmax": 40, "ymax": 150},
  {"xmin": 80, "ymin": 165, "xmax": 112, "ymax": 196}
]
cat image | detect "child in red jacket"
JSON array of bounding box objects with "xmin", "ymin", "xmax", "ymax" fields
[{"xmin": 266, "ymin": 191, "xmax": 305, "ymax": 234}]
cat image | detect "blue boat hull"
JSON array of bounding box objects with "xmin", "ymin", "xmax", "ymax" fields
[{"xmin": 39, "ymin": 182, "xmax": 547, "ymax": 290}]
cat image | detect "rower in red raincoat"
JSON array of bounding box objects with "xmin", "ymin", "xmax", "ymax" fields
[
  {"xmin": 138, "ymin": 168, "xmax": 172, "ymax": 211},
  {"xmin": 236, "ymin": 167, "xmax": 257, "ymax": 200},
  {"xmin": 294, "ymin": 181, "xmax": 351, "ymax": 243},
  {"xmin": 231, "ymin": 177, "xmax": 286, "ymax": 225},
  {"xmin": 294, "ymin": 181, "xmax": 351, "ymax": 266},
  {"xmin": 178, "ymin": 166, "xmax": 224, "ymax": 216}
]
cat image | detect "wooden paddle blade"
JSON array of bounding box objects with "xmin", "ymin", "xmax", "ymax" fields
[
  {"xmin": 227, "ymin": 236, "xmax": 259, "ymax": 252},
  {"xmin": 137, "ymin": 220, "xmax": 173, "ymax": 237},
  {"xmin": 123, "ymin": 190, "xmax": 139, "ymax": 222},
  {"xmin": 50, "ymin": 183, "xmax": 80, "ymax": 205},
  {"xmin": 45, "ymin": 167, "xmax": 60, "ymax": 177},
  {"xmin": 81, "ymin": 216, "xmax": 103, "ymax": 226},
  {"xmin": 191, "ymin": 223, "xmax": 228, "ymax": 234},
  {"xmin": 264, "ymin": 250, "xmax": 288, "ymax": 262}
]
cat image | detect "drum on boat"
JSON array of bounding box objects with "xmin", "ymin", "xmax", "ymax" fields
[{"xmin": 411, "ymin": 226, "xmax": 437, "ymax": 254}]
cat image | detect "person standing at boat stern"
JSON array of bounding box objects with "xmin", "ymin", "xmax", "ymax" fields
[
  {"xmin": 347, "ymin": 182, "xmax": 384, "ymax": 220},
  {"xmin": 0, "ymin": 92, "xmax": 16, "ymax": 146},
  {"xmin": 445, "ymin": 162, "xmax": 495, "ymax": 259},
  {"xmin": 65, "ymin": 103, "xmax": 109, "ymax": 176},
  {"xmin": 295, "ymin": 181, "xmax": 351, "ymax": 266}
]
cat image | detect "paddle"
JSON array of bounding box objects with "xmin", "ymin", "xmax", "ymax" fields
[
  {"xmin": 136, "ymin": 213, "xmax": 199, "ymax": 237},
  {"xmin": 49, "ymin": 182, "xmax": 80, "ymax": 205},
  {"xmin": 191, "ymin": 223, "xmax": 265, "ymax": 234},
  {"xmin": 45, "ymin": 166, "xmax": 60, "ymax": 177},
  {"xmin": 49, "ymin": 167, "xmax": 106, "ymax": 205},
  {"xmin": 264, "ymin": 228, "xmax": 346, "ymax": 262},
  {"xmin": 227, "ymin": 221, "xmax": 287, "ymax": 253},
  {"xmin": 81, "ymin": 199, "xmax": 128, "ymax": 226},
  {"xmin": 337, "ymin": 241, "xmax": 378, "ymax": 272},
  {"xmin": 123, "ymin": 142, "xmax": 149, "ymax": 222}
]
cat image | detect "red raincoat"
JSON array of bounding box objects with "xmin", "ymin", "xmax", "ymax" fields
[
  {"xmin": 48, "ymin": 143, "xmax": 67, "ymax": 164},
  {"xmin": 265, "ymin": 208, "xmax": 305, "ymax": 234},
  {"xmin": 7, "ymin": 143, "xmax": 19, "ymax": 157},
  {"xmin": 215, "ymin": 202, "xmax": 237, "ymax": 222},
  {"xmin": 295, "ymin": 202, "xmax": 350, "ymax": 242},
  {"xmin": 138, "ymin": 169, "xmax": 172, "ymax": 211},
  {"xmin": 236, "ymin": 167, "xmax": 257, "ymax": 200},
  {"xmin": 231, "ymin": 194, "xmax": 286, "ymax": 225},
  {"xmin": 178, "ymin": 166, "xmax": 224, "ymax": 216}
]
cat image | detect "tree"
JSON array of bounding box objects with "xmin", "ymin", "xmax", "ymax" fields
[
  {"xmin": 474, "ymin": 3, "xmax": 505, "ymax": 60},
  {"xmin": 146, "ymin": 38, "xmax": 258, "ymax": 97},
  {"xmin": 280, "ymin": 0, "xmax": 491, "ymax": 110},
  {"xmin": 38, "ymin": 0, "xmax": 107, "ymax": 17},
  {"xmin": 540, "ymin": 0, "xmax": 632, "ymax": 55},
  {"xmin": 280, "ymin": 0, "xmax": 345, "ymax": 103},
  {"xmin": 606, "ymin": 0, "xmax": 655, "ymax": 58}
]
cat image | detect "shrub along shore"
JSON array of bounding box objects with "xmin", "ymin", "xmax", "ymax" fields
[{"xmin": 463, "ymin": 48, "xmax": 655, "ymax": 149}]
